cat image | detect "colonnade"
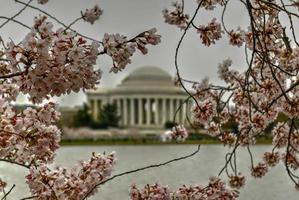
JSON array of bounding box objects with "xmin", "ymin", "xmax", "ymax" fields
[{"xmin": 89, "ymin": 97, "xmax": 191, "ymax": 127}]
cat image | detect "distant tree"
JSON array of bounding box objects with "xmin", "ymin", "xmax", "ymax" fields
[
  {"xmin": 164, "ymin": 120, "xmax": 176, "ymax": 129},
  {"xmin": 97, "ymin": 103, "xmax": 120, "ymax": 128},
  {"xmin": 72, "ymin": 103, "xmax": 93, "ymax": 127}
]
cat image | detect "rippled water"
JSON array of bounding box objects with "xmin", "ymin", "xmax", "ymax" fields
[{"xmin": 0, "ymin": 145, "xmax": 297, "ymax": 200}]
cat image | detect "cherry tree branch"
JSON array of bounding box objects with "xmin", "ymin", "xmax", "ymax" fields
[
  {"xmin": 0, "ymin": 158, "xmax": 30, "ymax": 169},
  {"xmin": 81, "ymin": 145, "xmax": 201, "ymax": 200},
  {"xmin": 0, "ymin": 0, "xmax": 32, "ymax": 29},
  {"xmin": 1, "ymin": 184, "xmax": 15, "ymax": 200},
  {"xmin": 15, "ymin": 0, "xmax": 102, "ymax": 43}
]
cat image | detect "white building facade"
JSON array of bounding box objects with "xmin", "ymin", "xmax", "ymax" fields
[{"xmin": 87, "ymin": 66, "xmax": 191, "ymax": 129}]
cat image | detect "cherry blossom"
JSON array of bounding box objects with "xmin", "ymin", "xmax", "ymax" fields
[
  {"xmin": 0, "ymin": 101, "xmax": 61, "ymax": 165},
  {"xmin": 162, "ymin": 2, "xmax": 189, "ymax": 30},
  {"xmin": 169, "ymin": 125, "xmax": 188, "ymax": 141},
  {"xmin": 251, "ymin": 162, "xmax": 268, "ymax": 178},
  {"xmin": 263, "ymin": 152, "xmax": 280, "ymax": 167},
  {"xmin": 219, "ymin": 132, "xmax": 236, "ymax": 147},
  {"xmin": 228, "ymin": 174, "xmax": 245, "ymax": 189},
  {"xmin": 130, "ymin": 183, "xmax": 171, "ymax": 200},
  {"xmin": 130, "ymin": 177, "xmax": 239, "ymax": 200},
  {"xmin": 2, "ymin": 0, "xmax": 299, "ymax": 199},
  {"xmin": 26, "ymin": 152, "xmax": 116, "ymax": 200},
  {"xmin": 199, "ymin": 0, "xmax": 224, "ymax": 10},
  {"xmin": 82, "ymin": 5, "xmax": 103, "ymax": 25},
  {"xmin": 218, "ymin": 58, "xmax": 233, "ymax": 83},
  {"xmin": 191, "ymin": 99, "xmax": 216, "ymax": 125},
  {"xmin": 228, "ymin": 28, "xmax": 245, "ymax": 47},
  {"xmin": 103, "ymin": 29, "xmax": 161, "ymax": 73},
  {"xmin": 197, "ymin": 18, "xmax": 222, "ymax": 46},
  {"xmin": 5, "ymin": 16, "xmax": 101, "ymax": 103},
  {"xmin": 0, "ymin": 178, "xmax": 6, "ymax": 192}
]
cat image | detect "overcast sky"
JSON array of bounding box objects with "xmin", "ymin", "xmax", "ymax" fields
[{"xmin": 0, "ymin": 0, "xmax": 266, "ymax": 106}]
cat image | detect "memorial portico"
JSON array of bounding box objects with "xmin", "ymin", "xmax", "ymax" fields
[{"xmin": 87, "ymin": 66, "xmax": 191, "ymax": 128}]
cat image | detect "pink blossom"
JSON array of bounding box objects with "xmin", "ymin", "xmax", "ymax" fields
[
  {"xmin": 26, "ymin": 152, "xmax": 116, "ymax": 200},
  {"xmin": 6, "ymin": 16, "xmax": 101, "ymax": 103},
  {"xmin": 228, "ymin": 174, "xmax": 246, "ymax": 189},
  {"xmin": 82, "ymin": 5, "xmax": 103, "ymax": 24},
  {"xmin": 103, "ymin": 29, "xmax": 160, "ymax": 73},
  {"xmin": 169, "ymin": 125, "xmax": 188, "ymax": 141},
  {"xmin": 197, "ymin": 18, "xmax": 222, "ymax": 46},
  {"xmin": 162, "ymin": 2, "xmax": 189, "ymax": 30},
  {"xmin": 251, "ymin": 162, "xmax": 268, "ymax": 178},
  {"xmin": 0, "ymin": 178, "xmax": 6, "ymax": 192},
  {"xmin": 130, "ymin": 177, "xmax": 239, "ymax": 200},
  {"xmin": 0, "ymin": 101, "xmax": 61, "ymax": 165},
  {"xmin": 199, "ymin": 0, "xmax": 224, "ymax": 10},
  {"xmin": 228, "ymin": 28, "xmax": 245, "ymax": 47},
  {"xmin": 263, "ymin": 152, "xmax": 280, "ymax": 167}
]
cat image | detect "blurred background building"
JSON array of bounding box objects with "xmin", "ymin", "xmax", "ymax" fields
[{"xmin": 87, "ymin": 66, "xmax": 191, "ymax": 129}]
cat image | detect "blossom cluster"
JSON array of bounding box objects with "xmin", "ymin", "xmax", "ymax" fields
[
  {"xmin": 26, "ymin": 152, "xmax": 116, "ymax": 200},
  {"xmin": 82, "ymin": 5, "xmax": 103, "ymax": 24},
  {"xmin": 199, "ymin": 0, "xmax": 224, "ymax": 10},
  {"xmin": 130, "ymin": 183, "xmax": 171, "ymax": 200},
  {"xmin": 0, "ymin": 178, "xmax": 6, "ymax": 192},
  {"xmin": 251, "ymin": 163, "xmax": 268, "ymax": 178},
  {"xmin": 0, "ymin": 2, "xmax": 163, "ymax": 198},
  {"xmin": 217, "ymin": 58, "xmax": 234, "ymax": 83},
  {"xmin": 263, "ymin": 152, "xmax": 280, "ymax": 167},
  {"xmin": 197, "ymin": 18, "xmax": 222, "ymax": 46},
  {"xmin": 228, "ymin": 28, "xmax": 245, "ymax": 47},
  {"xmin": 228, "ymin": 174, "xmax": 246, "ymax": 189},
  {"xmin": 0, "ymin": 101, "xmax": 60, "ymax": 165},
  {"xmin": 103, "ymin": 28, "xmax": 161, "ymax": 73},
  {"xmin": 163, "ymin": 0, "xmax": 299, "ymax": 194},
  {"xmin": 219, "ymin": 132, "xmax": 236, "ymax": 147},
  {"xmin": 5, "ymin": 16, "xmax": 101, "ymax": 103},
  {"xmin": 130, "ymin": 177, "xmax": 239, "ymax": 200},
  {"xmin": 169, "ymin": 125, "xmax": 188, "ymax": 141},
  {"xmin": 162, "ymin": 2, "xmax": 189, "ymax": 30}
]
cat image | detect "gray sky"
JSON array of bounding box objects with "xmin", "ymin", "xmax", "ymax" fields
[{"xmin": 1, "ymin": 0, "xmax": 254, "ymax": 106}]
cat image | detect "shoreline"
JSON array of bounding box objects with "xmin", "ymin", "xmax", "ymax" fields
[{"xmin": 60, "ymin": 139, "xmax": 272, "ymax": 146}]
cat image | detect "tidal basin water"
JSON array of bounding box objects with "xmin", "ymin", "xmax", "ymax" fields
[{"xmin": 0, "ymin": 145, "xmax": 298, "ymax": 200}]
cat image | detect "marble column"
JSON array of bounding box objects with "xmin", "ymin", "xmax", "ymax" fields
[
  {"xmin": 123, "ymin": 98, "xmax": 128, "ymax": 126},
  {"xmin": 146, "ymin": 98, "xmax": 151, "ymax": 125},
  {"xmin": 154, "ymin": 98, "xmax": 159, "ymax": 125},
  {"xmin": 138, "ymin": 98, "xmax": 143, "ymax": 125},
  {"xmin": 169, "ymin": 98, "xmax": 174, "ymax": 122},
  {"xmin": 130, "ymin": 98, "xmax": 135, "ymax": 126},
  {"xmin": 174, "ymin": 99, "xmax": 181, "ymax": 123},
  {"xmin": 162, "ymin": 98, "xmax": 166, "ymax": 125},
  {"xmin": 181, "ymin": 99, "xmax": 186, "ymax": 124}
]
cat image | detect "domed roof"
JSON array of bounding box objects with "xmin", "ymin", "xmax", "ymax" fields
[
  {"xmin": 117, "ymin": 66, "xmax": 175, "ymax": 90},
  {"xmin": 88, "ymin": 66, "xmax": 186, "ymax": 95},
  {"xmin": 122, "ymin": 66, "xmax": 172, "ymax": 83}
]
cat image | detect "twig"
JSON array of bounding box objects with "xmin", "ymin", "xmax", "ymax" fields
[
  {"xmin": 0, "ymin": 0, "xmax": 32, "ymax": 29},
  {"xmin": 81, "ymin": 145, "xmax": 201, "ymax": 200},
  {"xmin": 0, "ymin": 158, "xmax": 30, "ymax": 169},
  {"xmin": 1, "ymin": 184, "xmax": 15, "ymax": 200}
]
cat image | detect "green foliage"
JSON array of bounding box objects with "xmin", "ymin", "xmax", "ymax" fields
[
  {"xmin": 97, "ymin": 103, "xmax": 120, "ymax": 128},
  {"xmin": 71, "ymin": 103, "xmax": 120, "ymax": 129},
  {"xmin": 164, "ymin": 120, "xmax": 176, "ymax": 129},
  {"xmin": 222, "ymin": 117, "xmax": 238, "ymax": 131},
  {"xmin": 72, "ymin": 104, "xmax": 93, "ymax": 127}
]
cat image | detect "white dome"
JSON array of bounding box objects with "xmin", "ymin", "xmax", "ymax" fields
[{"xmin": 119, "ymin": 66, "xmax": 173, "ymax": 87}]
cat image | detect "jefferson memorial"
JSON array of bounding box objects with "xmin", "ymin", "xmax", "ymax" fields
[{"xmin": 86, "ymin": 66, "xmax": 191, "ymax": 129}]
